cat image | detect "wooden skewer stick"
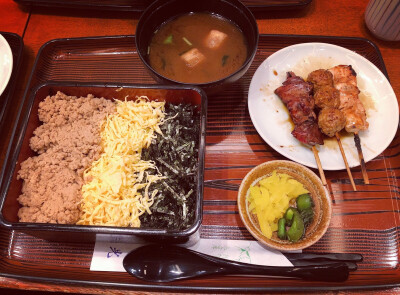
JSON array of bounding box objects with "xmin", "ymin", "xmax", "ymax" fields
[
  {"xmin": 335, "ymin": 132, "xmax": 357, "ymax": 191},
  {"xmin": 312, "ymin": 146, "xmax": 327, "ymax": 186},
  {"xmin": 354, "ymin": 132, "xmax": 369, "ymax": 184}
]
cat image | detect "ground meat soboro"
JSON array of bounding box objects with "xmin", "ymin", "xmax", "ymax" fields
[{"xmin": 17, "ymin": 92, "xmax": 116, "ymax": 224}]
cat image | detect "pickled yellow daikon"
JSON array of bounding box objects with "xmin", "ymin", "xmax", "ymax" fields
[{"xmin": 247, "ymin": 170, "xmax": 309, "ymax": 238}]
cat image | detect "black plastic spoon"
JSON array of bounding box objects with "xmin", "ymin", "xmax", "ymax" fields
[{"xmin": 123, "ymin": 244, "xmax": 349, "ymax": 282}]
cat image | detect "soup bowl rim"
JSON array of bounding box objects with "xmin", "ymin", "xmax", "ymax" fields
[{"xmin": 135, "ymin": 0, "xmax": 259, "ymax": 88}]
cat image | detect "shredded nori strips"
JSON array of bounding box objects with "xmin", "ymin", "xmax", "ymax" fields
[{"xmin": 140, "ymin": 102, "xmax": 200, "ymax": 230}]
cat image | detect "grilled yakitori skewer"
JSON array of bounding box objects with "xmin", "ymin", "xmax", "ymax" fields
[
  {"xmin": 274, "ymin": 72, "xmax": 327, "ymax": 186},
  {"xmin": 329, "ymin": 65, "xmax": 369, "ymax": 184},
  {"xmin": 307, "ymin": 69, "xmax": 357, "ymax": 191}
]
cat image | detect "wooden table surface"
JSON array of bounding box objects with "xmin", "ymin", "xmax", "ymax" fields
[{"xmin": 0, "ymin": 0, "xmax": 399, "ymax": 293}]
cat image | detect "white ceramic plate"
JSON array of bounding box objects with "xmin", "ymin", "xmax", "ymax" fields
[
  {"xmin": 0, "ymin": 34, "xmax": 13, "ymax": 97},
  {"xmin": 248, "ymin": 42, "xmax": 399, "ymax": 170}
]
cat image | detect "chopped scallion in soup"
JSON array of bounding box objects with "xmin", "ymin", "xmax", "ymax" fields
[{"xmin": 148, "ymin": 13, "xmax": 247, "ymax": 84}]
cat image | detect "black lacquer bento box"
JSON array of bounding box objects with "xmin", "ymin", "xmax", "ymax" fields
[{"xmin": 0, "ymin": 82, "xmax": 207, "ymax": 243}]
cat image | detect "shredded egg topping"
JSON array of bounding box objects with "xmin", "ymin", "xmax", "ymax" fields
[{"xmin": 77, "ymin": 97, "xmax": 165, "ymax": 227}]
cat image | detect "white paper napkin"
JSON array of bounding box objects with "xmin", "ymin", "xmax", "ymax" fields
[{"xmin": 90, "ymin": 234, "xmax": 294, "ymax": 272}]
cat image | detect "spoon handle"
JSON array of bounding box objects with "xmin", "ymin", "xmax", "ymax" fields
[
  {"xmin": 190, "ymin": 247, "xmax": 350, "ymax": 282},
  {"xmin": 221, "ymin": 262, "xmax": 349, "ymax": 282},
  {"xmin": 290, "ymin": 260, "xmax": 358, "ymax": 271},
  {"xmin": 285, "ymin": 252, "xmax": 363, "ymax": 262}
]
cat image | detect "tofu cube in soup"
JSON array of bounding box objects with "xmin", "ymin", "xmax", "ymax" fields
[
  {"xmin": 204, "ymin": 30, "xmax": 227, "ymax": 49},
  {"xmin": 181, "ymin": 48, "xmax": 205, "ymax": 68}
]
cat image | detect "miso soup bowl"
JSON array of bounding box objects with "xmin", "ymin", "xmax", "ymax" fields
[
  {"xmin": 238, "ymin": 160, "xmax": 332, "ymax": 251},
  {"xmin": 135, "ymin": 0, "xmax": 259, "ymax": 94}
]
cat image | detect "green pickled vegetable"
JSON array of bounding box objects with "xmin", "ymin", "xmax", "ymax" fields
[
  {"xmin": 277, "ymin": 218, "xmax": 287, "ymax": 240},
  {"xmin": 296, "ymin": 194, "xmax": 313, "ymax": 211},
  {"xmin": 300, "ymin": 207, "xmax": 314, "ymax": 227},
  {"xmin": 284, "ymin": 207, "xmax": 296, "ymax": 227},
  {"xmin": 287, "ymin": 209, "xmax": 304, "ymax": 242}
]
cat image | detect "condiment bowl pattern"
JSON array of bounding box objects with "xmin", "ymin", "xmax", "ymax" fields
[{"xmin": 238, "ymin": 160, "xmax": 332, "ymax": 251}]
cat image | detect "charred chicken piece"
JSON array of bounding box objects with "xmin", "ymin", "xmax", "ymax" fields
[
  {"xmin": 275, "ymin": 72, "xmax": 324, "ymax": 146},
  {"xmin": 307, "ymin": 69, "xmax": 334, "ymax": 88},
  {"xmin": 292, "ymin": 120, "xmax": 325, "ymax": 146},
  {"xmin": 314, "ymin": 85, "xmax": 341, "ymax": 109},
  {"xmin": 329, "ymin": 65, "xmax": 369, "ymax": 133},
  {"xmin": 318, "ymin": 107, "xmax": 346, "ymax": 137},
  {"xmin": 307, "ymin": 69, "xmax": 346, "ymax": 138}
]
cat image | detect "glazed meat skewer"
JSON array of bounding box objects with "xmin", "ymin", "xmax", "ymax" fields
[
  {"xmin": 275, "ymin": 72, "xmax": 327, "ymax": 186},
  {"xmin": 329, "ymin": 65, "xmax": 369, "ymax": 184},
  {"xmin": 308, "ymin": 69, "xmax": 357, "ymax": 191}
]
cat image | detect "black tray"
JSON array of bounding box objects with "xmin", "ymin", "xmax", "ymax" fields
[
  {"xmin": 13, "ymin": 0, "xmax": 312, "ymax": 12},
  {"xmin": 0, "ymin": 32, "xmax": 24, "ymax": 131},
  {"xmin": 0, "ymin": 34, "xmax": 399, "ymax": 292}
]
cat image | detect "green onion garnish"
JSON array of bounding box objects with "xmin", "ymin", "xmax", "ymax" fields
[
  {"xmin": 163, "ymin": 34, "xmax": 173, "ymax": 44},
  {"xmin": 182, "ymin": 37, "xmax": 192, "ymax": 46},
  {"xmin": 222, "ymin": 55, "xmax": 229, "ymax": 66}
]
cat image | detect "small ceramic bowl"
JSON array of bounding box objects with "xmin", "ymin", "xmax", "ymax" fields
[{"xmin": 238, "ymin": 160, "xmax": 332, "ymax": 251}]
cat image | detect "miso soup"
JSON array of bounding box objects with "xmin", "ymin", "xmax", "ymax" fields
[{"xmin": 148, "ymin": 12, "xmax": 248, "ymax": 84}]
